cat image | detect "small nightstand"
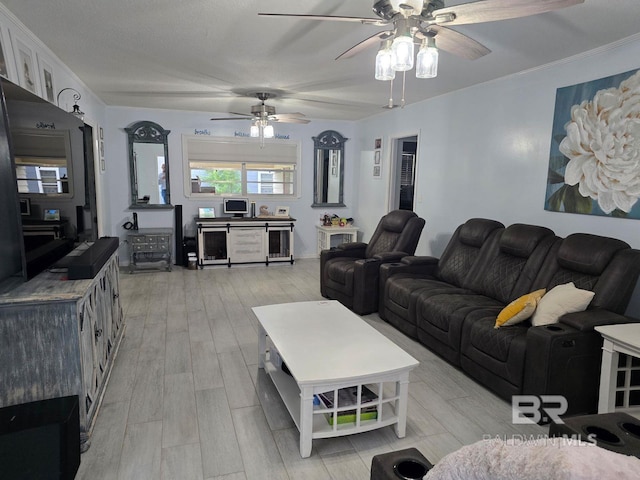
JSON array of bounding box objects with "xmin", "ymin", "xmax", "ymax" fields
[
  {"xmin": 316, "ymin": 224, "xmax": 359, "ymax": 255},
  {"xmin": 127, "ymin": 228, "xmax": 173, "ymax": 273}
]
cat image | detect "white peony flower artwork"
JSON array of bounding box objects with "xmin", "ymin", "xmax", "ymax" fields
[{"xmin": 546, "ymin": 68, "xmax": 640, "ymax": 219}]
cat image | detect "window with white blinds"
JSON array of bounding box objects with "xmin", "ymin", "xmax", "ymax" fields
[{"xmin": 183, "ymin": 135, "xmax": 300, "ymax": 197}]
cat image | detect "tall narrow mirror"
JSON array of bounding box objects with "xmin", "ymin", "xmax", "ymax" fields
[
  {"xmin": 126, "ymin": 120, "xmax": 172, "ymax": 209},
  {"xmin": 312, "ymin": 130, "xmax": 347, "ymax": 208}
]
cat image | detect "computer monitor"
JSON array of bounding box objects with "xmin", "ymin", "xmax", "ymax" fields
[{"xmin": 223, "ymin": 198, "xmax": 249, "ymax": 218}]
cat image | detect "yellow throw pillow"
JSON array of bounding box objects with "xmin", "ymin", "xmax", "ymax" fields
[{"xmin": 494, "ymin": 289, "xmax": 546, "ymax": 329}]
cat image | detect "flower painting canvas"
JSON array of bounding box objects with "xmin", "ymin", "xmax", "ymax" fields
[{"xmin": 545, "ymin": 68, "xmax": 640, "ymax": 219}]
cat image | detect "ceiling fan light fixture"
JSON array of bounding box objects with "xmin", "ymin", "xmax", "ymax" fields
[
  {"xmin": 263, "ymin": 124, "xmax": 275, "ymax": 139},
  {"xmin": 375, "ymin": 40, "xmax": 396, "ymax": 81},
  {"xmin": 391, "ymin": 32, "xmax": 414, "ymax": 71},
  {"xmin": 416, "ymin": 37, "xmax": 438, "ymax": 78},
  {"xmin": 250, "ymin": 124, "xmax": 260, "ymax": 138}
]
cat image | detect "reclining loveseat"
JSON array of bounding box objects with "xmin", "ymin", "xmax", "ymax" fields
[{"xmin": 379, "ymin": 218, "xmax": 640, "ymax": 416}]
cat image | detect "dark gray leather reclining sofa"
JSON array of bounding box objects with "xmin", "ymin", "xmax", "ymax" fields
[{"xmin": 378, "ymin": 218, "xmax": 640, "ymax": 416}]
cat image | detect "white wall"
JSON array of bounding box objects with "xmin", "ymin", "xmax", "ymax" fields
[
  {"xmin": 355, "ymin": 34, "xmax": 640, "ymax": 316},
  {"xmin": 2, "ymin": 1, "xmax": 640, "ymax": 314},
  {"xmin": 104, "ymin": 107, "xmax": 357, "ymax": 260}
]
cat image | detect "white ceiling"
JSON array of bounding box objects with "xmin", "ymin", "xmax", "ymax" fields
[{"xmin": 4, "ymin": 0, "xmax": 640, "ymax": 121}]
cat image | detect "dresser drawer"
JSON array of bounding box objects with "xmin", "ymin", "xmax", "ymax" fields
[
  {"xmin": 133, "ymin": 243, "xmax": 158, "ymax": 252},
  {"xmin": 131, "ymin": 235, "xmax": 148, "ymax": 244}
]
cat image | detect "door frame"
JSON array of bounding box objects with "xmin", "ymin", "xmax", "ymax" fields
[
  {"xmin": 387, "ymin": 131, "xmax": 420, "ymax": 212},
  {"xmin": 81, "ymin": 116, "xmax": 106, "ymax": 238}
]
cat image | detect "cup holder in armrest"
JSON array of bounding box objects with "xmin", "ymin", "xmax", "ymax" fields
[
  {"xmin": 584, "ymin": 425, "xmax": 623, "ymax": 445},
  {"xmin": 393, "ymin": 459, "xmax": 430, "ymax": 479},
  {"xmin": 621, "ymin": 422, "xmax": 640, "ymax": 439},
  {"xmin": 545, "ymin": 325, "xmax": 564, "ymax": 331}
]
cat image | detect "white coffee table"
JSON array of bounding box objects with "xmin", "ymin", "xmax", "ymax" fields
[{"xmin": 253, "ymin": 300, "xmax": 419, "ymax": 458}]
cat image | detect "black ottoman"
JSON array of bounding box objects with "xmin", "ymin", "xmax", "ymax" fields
[
  {"xmin": 549, "ymin": 412, "xmax": 640, "ymax": 458},
  {"xmin": 371, "ymin": 447, "xmax": 433, "ymax": 480}
]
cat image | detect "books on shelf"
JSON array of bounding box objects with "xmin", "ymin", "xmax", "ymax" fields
[{"xmin": 316, "ymin": 386, "xmax": 379, "ymax": 426}]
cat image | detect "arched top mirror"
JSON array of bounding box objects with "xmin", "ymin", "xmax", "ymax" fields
[
  {"xmin": 126, "ymin": 120, "xmax": 172, "ymax": 209},
  {"xmin": 312, "ymin": 130, "xmax": 347, "ymax": 208}
]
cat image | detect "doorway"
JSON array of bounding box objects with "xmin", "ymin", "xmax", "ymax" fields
[{"xmin": 389, "ymin": 135, "xmax": 418, "ymax": 211}]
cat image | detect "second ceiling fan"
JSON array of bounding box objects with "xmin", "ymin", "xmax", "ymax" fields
[{"xmin": 211, "ymin": 92, "xmax": 310, "ymax": 146}]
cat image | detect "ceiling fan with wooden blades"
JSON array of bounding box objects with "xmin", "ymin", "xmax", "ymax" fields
[
  {"xmin": 259, "ymin": 0, "xmax": 585, "ymax": 62},
  {"xmin": 210, "ymin": 92, "xmax": 310, "ymax": 125},
  {"xmin": 211, "ymin": 91, "xmax": 310, "ymax": 146}
]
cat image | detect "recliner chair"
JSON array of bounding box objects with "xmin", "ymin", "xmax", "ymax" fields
[{"xmin": 320, "ymin": 210, "xmax": 425, "ymax": 315}]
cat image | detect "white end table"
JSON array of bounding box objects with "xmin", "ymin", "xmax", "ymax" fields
[
  {"xmin": 316, "ymin": 225, "xmax": 359, "ymax": 255},
  {"xmin": 595, "ymin": 323, "xmax": 640, "ymax": 413}
]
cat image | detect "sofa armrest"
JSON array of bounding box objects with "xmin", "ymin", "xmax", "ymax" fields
[
  {"xmin": 523, "ymin": 323, "xmax": 604, "ymax": 416},
  {"xmin": 379, "ymin": 256, "xmax": 439, "ymax": 280},
  {"xmin": 373, "ymin": 251, "xmax": 408, "ymax": 263},
  {"xmin": 320, "ymin": 244, "xmax": 366, "ymax": 263},
  {"xmin": 401, "ymin": 255, "xmax": 439, "ymax": 266},
  {"xmin": 338, "ymin": 242, "xmax": 368, "ymax": 252},
  {"xmin": 559, "ymin": 309, "xmax": 637, "ymax": 332}
]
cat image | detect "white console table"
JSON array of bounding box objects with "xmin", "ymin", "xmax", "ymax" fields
[
  {"xmin": 316, "ymin": 225, "xmax": 359, "ymax": 255},
  {"xmin": 196, "ymin": 217, "xmax": 295, "ymax": 267}
]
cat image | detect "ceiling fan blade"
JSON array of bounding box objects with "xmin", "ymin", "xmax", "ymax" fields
[
  {"xmin": 272, "ymin": 112, "xmax": 306, "ymax": 119},
  {"xmin": 210, "ymin": 117, "xmax": 252, "ymax": 121},
  {"xmin": 422, "ymin": 26, "xmax": 491, "ymax": 60},
  {"xmin": 272, "ymin": 117, "xmax": 311, "ymax": 124},
  {"xmin": 228, "ymin": 112, "xmax": 253, "ymax": 117},
  {"xmin": 336, "ymin": 30, "xmax": 394, "ymax": 60},
  {"xmin": 258, "ymin": 13, "xmax": 388, "ymax": 26},
  {"xmin": 434, "ymin": 0, "xmax": 584, "ymax": 26}
]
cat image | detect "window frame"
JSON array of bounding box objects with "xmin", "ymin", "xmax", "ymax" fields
[{"xmin": 182, "ymin": 135, "xmax": 301, "ymax": 199}]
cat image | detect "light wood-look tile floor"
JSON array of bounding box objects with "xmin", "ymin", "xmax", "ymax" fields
[{"xmin": 76, "ymin": 259, "xmax": 545, "ymax": 479}]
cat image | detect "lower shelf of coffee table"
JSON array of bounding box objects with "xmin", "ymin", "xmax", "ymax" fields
[{"xmin": 264, "ymin": 359, "xmax": 400, "ymax": 438}]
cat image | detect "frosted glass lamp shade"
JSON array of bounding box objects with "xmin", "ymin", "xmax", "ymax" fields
[
  {"xmin": 416, "ymin": 40, "xmax": 438, "ymax": 78},
  {"xmin": 375, "ymin": 45, "xmax": 396, "ymax": 81},
  {"xmin": 263, "ymin": 124, "xmax": 274, "ymax": 138},
  {"xmin": 250, "ymin": 125, "xmax": 259, "ymax": 137},
  {"xmin": 391, "ymin": 35, "xmax": 414, "ymax": 71}
]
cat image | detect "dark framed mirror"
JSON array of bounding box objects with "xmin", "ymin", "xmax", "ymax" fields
[
  {"xmin": 312, "ymin": 130, "xmax": 347, "ymax": 208},
  {"xmin": 126, "ymin": 120, "xmax": 172, "ymax": 209}
]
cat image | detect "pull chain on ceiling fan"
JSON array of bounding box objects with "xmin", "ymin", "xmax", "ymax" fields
[
  {"xmin": 259, "ymin": 0, "xmax": 585, "ymax": 107},
  {"xmin": 211, "ymin": 92, "xmax": 310, "ymax": 147}
]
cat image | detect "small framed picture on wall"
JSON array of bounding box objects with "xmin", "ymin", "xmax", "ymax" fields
[
  {"xmin": 0, "ymin": 25, "xmax": 11, "ymax": 80},
  {"xmin": 11, "ymin": 33, "xmax": 40, "ymax": 96},
  {"xmin": 37, "ymin": 53, "xmax": 55, "ymax": 103},
  {"xmin": 374, "ymin": 138, "xmax": 382, "ymax": 150},
  {"xmin": 373, "ymin": 165, "xmax": 381, "ymax": 178},
  {"xmin": 374, "ymin": 150, "xmax": 381, "ymax": 165}
]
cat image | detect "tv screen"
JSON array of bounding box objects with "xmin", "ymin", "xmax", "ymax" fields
[{"xmin": 223, "ymin": 198, "xmax": 249, "ymax": 217}]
